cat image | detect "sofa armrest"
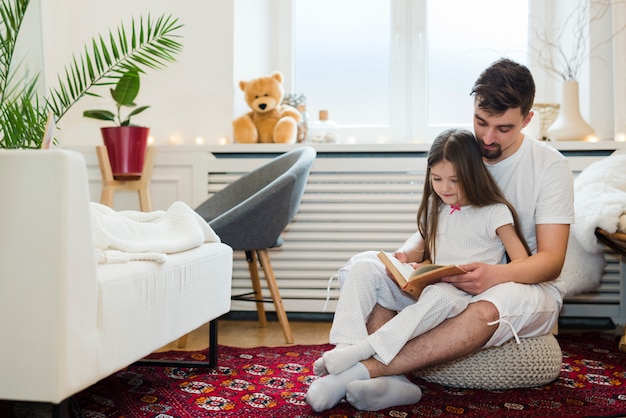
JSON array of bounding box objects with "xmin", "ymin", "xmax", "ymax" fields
[{"xmin": 0, "ymin": 149, "xmax": 99, "ymax": 403}]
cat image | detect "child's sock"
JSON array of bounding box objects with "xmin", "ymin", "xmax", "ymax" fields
[
  {"xmin": 346, "ymin": 374, "xmax": 422, "ymax": 411},
  {"xmin": 305, "ymin": 362, "xmax": 370, "ymax": 412},
  {"xmin": 323, "ymin": 340, "xmax": 375, "ymax": 375},
  {"xmin": 313, "ymin": 357, "xmax": 328, "ymax": 376}
]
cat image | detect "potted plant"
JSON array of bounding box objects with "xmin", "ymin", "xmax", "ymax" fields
[
  {"xmin": 83, "ymin": 68, "xmax": 151, "ymax": 180},
  {"xmin": 0, "ymin": 0, "xmax": 183, "ymax": 150}
]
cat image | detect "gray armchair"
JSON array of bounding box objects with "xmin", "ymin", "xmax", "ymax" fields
[{"xmin": 196, "ymin": 146, "xmax": 317, "ymax": 343}]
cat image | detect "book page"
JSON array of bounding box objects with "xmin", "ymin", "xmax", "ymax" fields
[
  {"xmin": 377, "ymin": 251, "xmax": 415, "ymax": 286},
  {"xmin": 412, "ymin": 264, "xmax": 443, "ymax": 275},
  {"xmin": 378, "ymin": 251, "xmax": 467, "ymax": 299},
  {"xmin": 409, "ymin": 264, "xmax": 467, "ymax": 282}
]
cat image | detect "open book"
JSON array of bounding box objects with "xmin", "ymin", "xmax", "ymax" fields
[{"xmin": 377, "ymin": 251, "xmax": 467, "ymax": 299}]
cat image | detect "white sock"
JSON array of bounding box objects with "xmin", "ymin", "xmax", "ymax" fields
[
  {"xmin": 323, "ymin": 340, "xmax": 375, "ymax": 375},
  {"xmin": 305, "ymin": 362, "xmax": 370, "ymax": 412},
  {"xmin": 313, "ymin": 343, "xmax": 350, "ymax": 376},
  {"xmin": 313, "ymin": 357, "xmax": 328, "ymax": 376},
  {"xmin": 346, "ymin": 375, "xmax": 422, "ymax": 411}
]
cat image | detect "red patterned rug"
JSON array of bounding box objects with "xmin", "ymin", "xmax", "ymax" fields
[{"xmin": 65, "ymin": 331, "xmax": 626, "ymax": 417}]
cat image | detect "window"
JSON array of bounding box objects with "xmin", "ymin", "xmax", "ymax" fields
[
  {"xmin": 293, "ymin": 1, "xmax": 391, "ymax": 128},
  {"xmin": 290, "ymin": 0, "xmax": 529, "ymax": 143}
]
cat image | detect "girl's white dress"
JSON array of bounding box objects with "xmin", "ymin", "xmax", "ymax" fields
[{"xmin": 329, "ymin": 203, "xmax": 514, "ymax": 365}]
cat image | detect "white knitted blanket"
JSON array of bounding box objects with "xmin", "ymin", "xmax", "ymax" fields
[
  {"xmin": 90, "ymin": 201, "xmax": 220, "ymax": 263},
  {"xmin": 553, "ymin": 153, "xmax": 626, "ymax": 297}
]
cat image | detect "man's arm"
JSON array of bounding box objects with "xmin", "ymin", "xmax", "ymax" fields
[{"xmin": 443, "ymin": 223, "xmax": 570, "ymax": 295}]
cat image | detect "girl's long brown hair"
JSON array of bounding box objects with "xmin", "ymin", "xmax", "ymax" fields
[{"xmin": 417, "ymin": 128, "xmax": 530, "ymax": 262}]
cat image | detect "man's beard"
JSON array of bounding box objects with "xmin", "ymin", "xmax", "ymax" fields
[{"xmin": 478, "ymin": 140, "xmax": 502, "ymax": 160}]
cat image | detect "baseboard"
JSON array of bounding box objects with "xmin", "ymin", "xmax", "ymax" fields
[
  {"xmin": 558, "ymin": 316, "xmax": 615, "ymax": 330},
  {"xmin": 223, "ymin": 312, "xmax": 615, "ymax": 331},
  {"xmin": 223, "ymin": 311, "xmax": 333, "ymax": 322}
]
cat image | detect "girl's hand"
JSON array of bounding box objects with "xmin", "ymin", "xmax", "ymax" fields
[
  {"xmin": 393, "ymin": 251, "xmax": 430, "ymax": 267},
  {"xmin": 393, "ymin": 251, "xmax": 409, "ymax": 263},
  {"xmin": 385, "ymin": 251, "xmax": 422, "ymax": 278}
]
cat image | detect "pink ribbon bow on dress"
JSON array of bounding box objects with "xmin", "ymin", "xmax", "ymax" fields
[{"xmin": 450, "ymin": 204, "xmax": 461, "ymax": 214}]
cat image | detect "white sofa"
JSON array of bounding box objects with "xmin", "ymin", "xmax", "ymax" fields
[{"xmin": 0, "ymin": 149, "xmax": 233, "ymax": 408}]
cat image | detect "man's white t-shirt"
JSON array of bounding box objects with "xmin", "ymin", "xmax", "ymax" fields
[{"xmin": 484, "ymin": 135, "xmax": 575, "ymax": 255}]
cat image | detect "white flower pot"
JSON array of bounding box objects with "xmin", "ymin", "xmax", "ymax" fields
[{"xmin": 546, "ymin": 80, "xmax": 595, "ymax": 141}]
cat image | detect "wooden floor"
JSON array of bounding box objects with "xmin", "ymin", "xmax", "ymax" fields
[
  {"xmin": 157, "ymin": 318, "xmax": 332, "ymax": 352},
  {"xmin": 155, "ymin": 314, "xmax": 624, "ymax": 353}
]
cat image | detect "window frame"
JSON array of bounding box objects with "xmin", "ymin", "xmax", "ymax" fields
[{"xmin": 276, "ymin": 0, "xmax": 556, "ymax": 144}]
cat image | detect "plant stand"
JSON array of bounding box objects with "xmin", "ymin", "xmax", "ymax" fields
[{"xmin": 97, "ymin": 145, "xmax": 155, "ymax": 211}]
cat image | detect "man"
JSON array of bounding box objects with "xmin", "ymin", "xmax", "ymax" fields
[{"xmin": 306, "ymin": 58, "xmax": 574, "ymax": 412}]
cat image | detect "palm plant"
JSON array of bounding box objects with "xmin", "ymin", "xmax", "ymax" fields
[{"xmin": 0, "ymin": 0, "xmax": 183, "ymax": 149}]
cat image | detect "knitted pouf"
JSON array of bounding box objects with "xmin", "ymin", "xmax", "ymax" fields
[{"xmin": 414, "ymin": 333, "xmax": 562, "ymax": 390}]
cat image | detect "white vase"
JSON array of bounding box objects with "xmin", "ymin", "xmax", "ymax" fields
[{"xmin": 546, "ymin": 80, "xmax": 595, "ymax": 141}]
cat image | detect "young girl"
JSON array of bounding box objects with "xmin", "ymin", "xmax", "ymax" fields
[{"xmin": 306, "ymin": 128, "xmax": 531, "ymax": 412}]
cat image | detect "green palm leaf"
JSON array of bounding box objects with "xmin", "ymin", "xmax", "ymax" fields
[
  {"xmin": 0, "ymin": 0, "xmax": 44, "ymax": 148},
  {"xmin": 0, "ymin": 93, "xmax": 47, "ymax": 149},
  {"xmin": 0, "ymin": 0, "xmax": 182, "ymax": 149},
  {"xmin": 48, "ymin": 13, "xmax": 183, "ymax": 123},
  {"xmin": 0, "ymin": 0, "xmax": 30, "ymax": 98}
]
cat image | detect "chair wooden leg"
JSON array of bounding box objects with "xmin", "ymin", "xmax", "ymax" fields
[
  {"xmin": 620, "ymin": 327, "xmax": 626, "ymax": 353},
  {"xmin": 177, "ymin": 333, "xmax": 189, "ymax": 348},
  {"xmin": 246, "ymin": 250, "xmax": 267, "ymax": 327},
  {"xmin": 257, "ymin": 249, "xmax": 294, "ymax": 344}
]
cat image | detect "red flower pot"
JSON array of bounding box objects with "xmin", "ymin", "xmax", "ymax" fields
[{"xmin": 101, "ymin": 126, "xmax": 149, "ymax": 180}]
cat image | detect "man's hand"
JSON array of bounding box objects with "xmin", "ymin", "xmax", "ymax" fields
[{"xmin": 441, "ymin": 262, "xmax": 504, "ymax": 295}]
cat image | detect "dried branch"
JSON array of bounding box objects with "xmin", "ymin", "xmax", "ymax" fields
[{"xmin": 533, "ymin": 0, "xmax": 626, "ymax": 81}]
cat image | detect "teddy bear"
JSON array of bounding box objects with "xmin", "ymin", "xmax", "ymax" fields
[{"xmin": 233, "ymin": 71, "xmax": 301, "ymax": 143}]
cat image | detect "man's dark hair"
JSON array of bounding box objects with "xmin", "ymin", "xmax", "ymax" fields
[{"xmin": 471, "ymin": 58, "xmax": 535, "ymax": 117}]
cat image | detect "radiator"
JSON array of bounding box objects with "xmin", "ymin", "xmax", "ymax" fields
[{"xmin": 207, "ymin": 147, "xmax": 626, "ymax": 324}]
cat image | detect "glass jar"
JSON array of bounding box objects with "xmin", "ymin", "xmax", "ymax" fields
[
  {"xmin": 296, "ymin": 104, "xmax": 310, "ymax": 143},
  {"xmin": 308, "ymin": 110, "xmax": 339, "ymax": 143}
]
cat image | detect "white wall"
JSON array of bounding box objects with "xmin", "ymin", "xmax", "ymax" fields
[
  {"xmin": 529, "ymin": 0, "xmax": 622, "ymax": 141},
  {"xmin": 614, "ymin": 1, "xmax": 626, "ymax": 140},
  {"xmin": 40, "ymin": 1, "xmax": 237, "ymax": 147},
  {"xmin": 232, "ymin": 0, "xmax": 283, "ymax": 122},
  {"xmin": 38, "ymin": 0, "xmax": 623, "ymax": 146}
]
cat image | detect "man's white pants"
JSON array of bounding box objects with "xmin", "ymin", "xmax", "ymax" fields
[{"xmin": 329, "ymin": 251, "xmax": 561, "ymax": 365}]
